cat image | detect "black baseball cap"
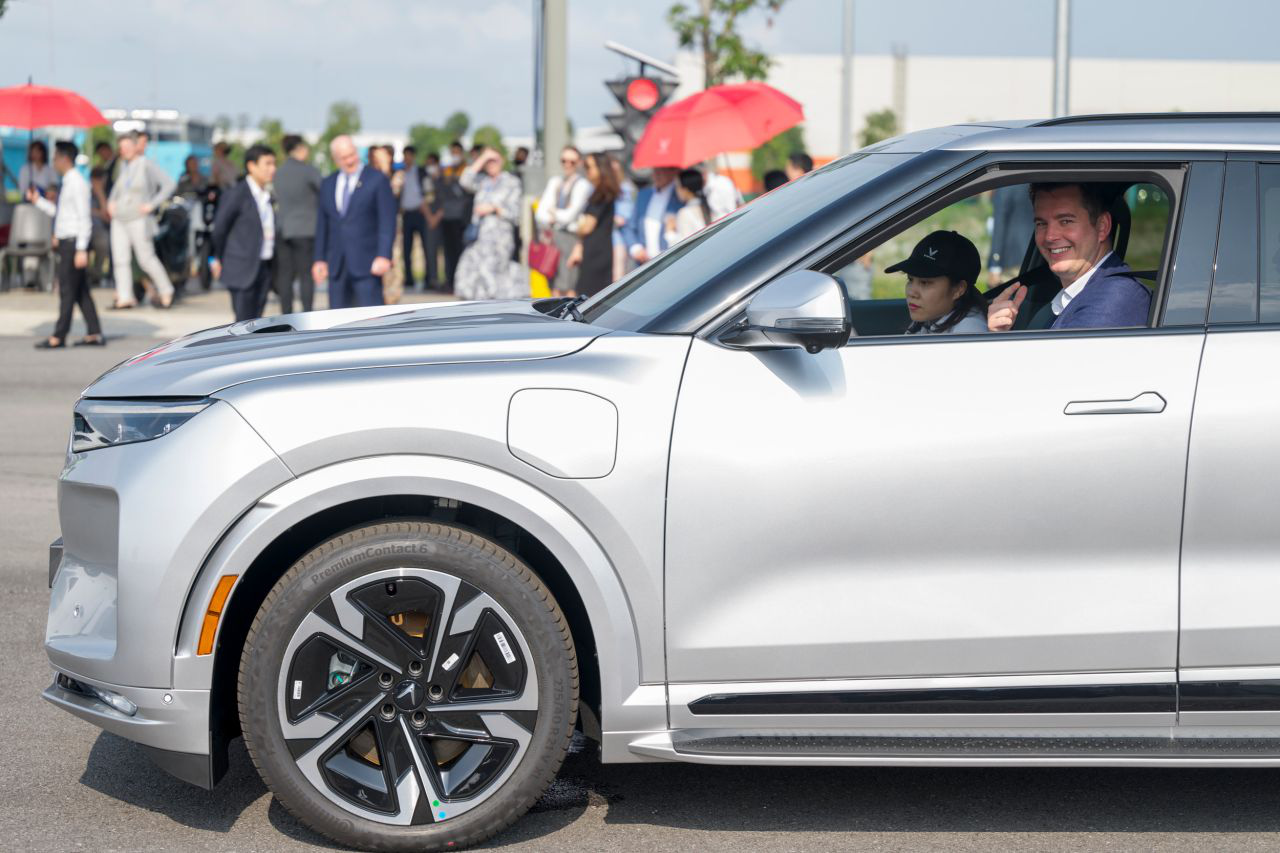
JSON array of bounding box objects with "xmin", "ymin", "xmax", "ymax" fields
[{"xmin": 885, "ymin": 230, "xmax": 981, "ymax": 285}]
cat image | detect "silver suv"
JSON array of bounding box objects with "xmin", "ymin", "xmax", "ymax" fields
[{"xmin": 45, "ymin": 114, "xmax": 1280, "ymax": 851}]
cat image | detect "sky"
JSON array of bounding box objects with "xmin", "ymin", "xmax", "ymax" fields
[{"xmin": 3, "ymin": 0, "xmax": 1278, "ymax": 137}]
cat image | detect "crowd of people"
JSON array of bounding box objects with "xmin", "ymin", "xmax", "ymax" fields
[{"xmin": 16, "ymin": 127, "xmax": 819, "ymax": 348}]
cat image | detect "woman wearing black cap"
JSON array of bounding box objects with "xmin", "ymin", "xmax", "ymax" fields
[{"xmin": 884, "ymin": 230, "xmax": 989, "ymax": 334}]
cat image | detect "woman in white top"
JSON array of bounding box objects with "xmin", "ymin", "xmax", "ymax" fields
[
  {"xmin": 884, "ymin": 230, "xmax": 990, "ymax": 335},
  {"xmin": 535, "ymin": 145, "xmax": 591, "ymax": 297},
  {"xmin": 663, "ymin": 168, "xmax": 710, "ymax": 246},
  {"xmin": 19, "ymin": 140, "xmax": 58, "ymax": 199}
]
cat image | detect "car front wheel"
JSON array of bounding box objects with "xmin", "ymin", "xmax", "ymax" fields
[{"xmin": 238, "ymin": 521, "xmax": 577, "ymax": 851}]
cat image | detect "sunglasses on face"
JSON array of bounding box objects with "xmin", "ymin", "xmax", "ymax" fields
[{"xmin": 562, "ymin": 158, "xmax": 579, "ymax": 166}]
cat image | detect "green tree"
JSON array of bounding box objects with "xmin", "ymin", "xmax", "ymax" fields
[
  {"xmin": 317, "ymin": 100, "xmax": 362, "ymax": 170},
  {"xmin": 257, "ymin": 117, "xmax": 284, "ymax": 156},
  {"xmin": 749, "ymin": 124, "xmax": 804, "ymax": 182},
  {"xmin": 859, "ymin": 108, "xmax": 899, "ymax": 148},
  {"xmin": 0, "ymin": 2, "xmax": 9, "ymax": 19},
  {"xmin": 667, "ymin": 0, "xmax": 787, "ymax": 87},
  {"xmin": 443, "ymin": 111, "xmax": 470, "ymax": 142},
  {"xmin": 471, "ymin": 124, "xmax": 507, "ymax": 160},
  {"xmin": 85, "ymin": 125, "xmax": 116, "ymax": 161},
  {"xmin": 408, "ymin": 123, "xmax": 451, "ymax": 159}
]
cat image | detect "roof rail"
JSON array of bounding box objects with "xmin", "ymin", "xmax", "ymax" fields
[{"xmin": 1035, "ymin": 112, "xmax": 1280, "ymax": 127}]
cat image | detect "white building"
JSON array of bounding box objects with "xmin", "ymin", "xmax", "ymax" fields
[{"xmin": 674, "ymin": 51, "xmax": 1280, "ymax": 166}]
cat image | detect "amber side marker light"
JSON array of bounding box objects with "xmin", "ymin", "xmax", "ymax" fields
[{"xmin": 198, "ymin": 575, "xmax": 239, "ymax": 655}]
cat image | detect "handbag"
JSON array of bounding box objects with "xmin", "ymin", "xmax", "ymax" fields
[
  {"xmin": 527, "ymin": 230, "xmax": 561, "ymax": 278},
  {"xmin": 462, "ymin": 221, "xmax": 479, "ymax": 247}
]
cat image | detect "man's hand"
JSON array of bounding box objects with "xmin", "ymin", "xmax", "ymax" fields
[
  {"xmin": 25, "ymin": 188, "xmax": 38, "ymax": 204},
  {"xmin": 51, "ymin": 237, "xmax": 59, "ymax": 249},
  {"xmin": 74, "ymin": 250, "xmax": 88, "ymax": 269},
  {"xmin": 311, "ymin": 261, "xmax": 328, "ymax": 283},
  {"xmin": 987, "ymin": 283, "xmax": 1027, "ymax": 332},
  {"xmin": 370, "ymin": 256, "xmax": 391, "ymax": 277},
  {"xmin": 210, "ymin": 259, "xmax": 222, "ymax": 280},
  {"xmin": 140, "ymin": 202, "xmax": 153, "ymax": 215},
  {"xmin": 630, "ymin": 245, "xmax": 649, "ymax": 264},
  {"xmin": 107, "ymin": 201, "xmax": 117, "ymax": 219}
]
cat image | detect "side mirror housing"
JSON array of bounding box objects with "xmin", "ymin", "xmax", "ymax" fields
[{"xmin": 723, "ymin": 270, "xmax": 851, "ymax": 354}]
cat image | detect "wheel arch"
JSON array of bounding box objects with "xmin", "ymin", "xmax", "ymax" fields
[{"xmin": 174, "ymin": 456, "xmax": 649, "ymax": 782}]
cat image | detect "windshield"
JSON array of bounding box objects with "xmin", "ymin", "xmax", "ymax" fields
[{"xmin": 581, "ymin": 153, "xmax": 911, "ymax": 331}]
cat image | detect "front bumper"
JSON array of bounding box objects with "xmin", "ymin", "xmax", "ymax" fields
[{"xmin": 43, "ymin": 671, "xmax": 216, "ymax": 787}]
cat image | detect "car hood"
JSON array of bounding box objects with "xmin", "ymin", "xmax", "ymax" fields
[{"xmin": 84, "ymin": 300, "xmax": 606, "ymax": 398}]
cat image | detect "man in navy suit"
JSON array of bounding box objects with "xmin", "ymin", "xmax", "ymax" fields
[
  {"xmin": 988, "ymin": 182, "xmax": 1150, "ymax": 332},
  {"xmin": 211, "ymin": 144, "xmax": 277, "ymax": 322},
  {"xmin": 621, "ymin": 167, "xmax": 683, "ymax": 265},
  {"xmin": 312, "ymin": 135, "xmax": 396, "ymax": 309}
]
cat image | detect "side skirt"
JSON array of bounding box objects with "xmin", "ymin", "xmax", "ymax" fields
[{"xmin": 629, "ymin": 730, "xmax": 1280, "ymax": 767}]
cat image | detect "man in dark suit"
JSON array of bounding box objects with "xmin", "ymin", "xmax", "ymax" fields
[
  {"xmin": 988, "ymin": 182, "xmax": 1150, "ymax": 332},
  {"xmin": 211, "ymin": 144, "xmax": 277, "ymax": 322},
  {"xmin": 313, "ymin": 135, "xmax": 396, "ymax": 309},
  {"xmin": 273, "ymin": 134, "xmax": 322, "ymax": 313}
]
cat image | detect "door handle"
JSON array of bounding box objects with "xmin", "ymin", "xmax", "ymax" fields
[{"xmin": 1064, "ymin": 391, "xmax": 1166, "ymax": 415}]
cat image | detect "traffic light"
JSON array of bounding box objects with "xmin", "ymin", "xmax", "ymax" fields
[{"xmin": 605, "ymin": 75, "xmax": 677, "ymax": 178}]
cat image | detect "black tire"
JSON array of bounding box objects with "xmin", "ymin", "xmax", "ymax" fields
[{"xmin": 238, "ymin": 521, "xmax": 578, "ymax": 852}]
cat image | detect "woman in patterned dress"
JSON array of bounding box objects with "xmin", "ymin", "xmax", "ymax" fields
[{"xmin": 454, "ymin": 148, "xmax": 524, "ymax": 301}]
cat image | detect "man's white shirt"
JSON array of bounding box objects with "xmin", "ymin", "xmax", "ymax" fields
[
  {"xmin": 641, "ymin": 183, "xmax": 676, "ymax": 258},
  {"xmin": 1051, "ymin": 251, "xmax": 1112, "ymax": 316},
  {"xmin": 247, "ymin": 175, "xmax": 275, "ymax": 260},
  {"xmin": 704, "ymin": 171, "xmax": 742, "ymax": 221},
  {"xmin": 32, "ymin": 168, "xmax": 91, "ymax": 251},
  {"xmin": 335, "ymin": 169, "xmax": 360, "ymax": 216}
]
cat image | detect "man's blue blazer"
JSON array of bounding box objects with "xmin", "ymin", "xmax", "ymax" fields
[
  {"xmin": 314, "ymin": 165, "xmax": 397, "ymax": 279},
  {"xmin": 620, "ymin": 185, "xmax": 682, "ymax": 255},
  {"xmin": 1053, "ymin": 253, "xmax": 1152, "ymax": 329}
]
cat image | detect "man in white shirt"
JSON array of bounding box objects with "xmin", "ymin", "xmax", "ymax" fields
[
  {"xmin": 30, "ymin": 141, "xmax": 103, "ymax": 349},
  {"xmin": 211, "ymin": 145, "xmax": 278, "ymax": 322},
  {"xmin": 702, "ymin": 167, "xmax": 743, "ymax": 221}
]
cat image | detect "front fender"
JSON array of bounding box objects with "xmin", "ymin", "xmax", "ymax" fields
[{"xmin": 172, "ymin": 454, "xmax": 662, "ymax": 735}]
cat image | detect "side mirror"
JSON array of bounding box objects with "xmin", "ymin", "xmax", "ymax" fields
[{"xmin": 723, "ymin": 270, "xmax": 851, "ymax": 354}]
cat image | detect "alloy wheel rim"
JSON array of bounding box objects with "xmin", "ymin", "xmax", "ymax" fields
[{"xmin": 275, "ymin": 567, "xmax": 539, "ymax": 825}]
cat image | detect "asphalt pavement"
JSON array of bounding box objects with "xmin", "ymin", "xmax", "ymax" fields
[{"xmin": 5, "ymin": 294, "xmax": 1280, "ymax": 851}]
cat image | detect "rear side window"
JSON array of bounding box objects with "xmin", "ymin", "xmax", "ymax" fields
[
  {"xmin": 1210, "ymin": 162, "xmax": 1258, "ymax": 324},
  {"xmin": 1260, "ymin": 165, "xmax": 1280, "ymax": 323}
]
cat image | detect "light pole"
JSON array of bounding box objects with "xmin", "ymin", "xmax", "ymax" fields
[
  {"xmin": 539, "ymin": 0, "xmax": 568, "ymax": 191},
  {"xmin": 839, "ymin": 0, "xmax": 854, "ymax": 156},
  {"xmin": 1052, "ymin": 0, "xmax": 1071, "ymax": 118}
]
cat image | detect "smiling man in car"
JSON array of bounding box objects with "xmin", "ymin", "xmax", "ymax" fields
[{"xmin": 987, "ymin": 182, "xmax": 1152, "ymax": 331}]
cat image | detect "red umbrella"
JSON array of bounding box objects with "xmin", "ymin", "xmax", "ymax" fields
[
  {"xmin": 632, "ymin": 81, "xmax": 804, "ymax": 170},
  {"xmin": 0, "ymin": 83, "xmax": 107, "ymax": 129}
]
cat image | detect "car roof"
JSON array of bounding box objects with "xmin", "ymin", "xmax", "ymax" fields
[{"xmin": 862, "ymin": 113, "xmax": 1280, "ymax": 155}]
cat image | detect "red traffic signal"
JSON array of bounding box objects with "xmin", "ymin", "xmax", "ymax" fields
[{"xmin": 625, "ymin": 78, "xmax": 660, "ymax": 111}]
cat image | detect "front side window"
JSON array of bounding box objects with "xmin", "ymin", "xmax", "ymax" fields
[{"xmin": 824, "ymin": 176, "xmax": 1173, "ymax": 340}]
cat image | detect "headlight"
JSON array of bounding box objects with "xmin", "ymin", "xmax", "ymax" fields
[{"xmin": 71, "ymin": 398, "xmax": 213, "ymax": 453}]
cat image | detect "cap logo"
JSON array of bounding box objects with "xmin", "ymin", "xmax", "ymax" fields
[{"xmin": 923, "ymin": 246, "xmax": 938, "ymax": 260}]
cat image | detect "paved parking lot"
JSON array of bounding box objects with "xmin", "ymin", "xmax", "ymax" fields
[{"xmin": 5, "ymin": 326, "xmax": 1280, "ymax": 852}]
